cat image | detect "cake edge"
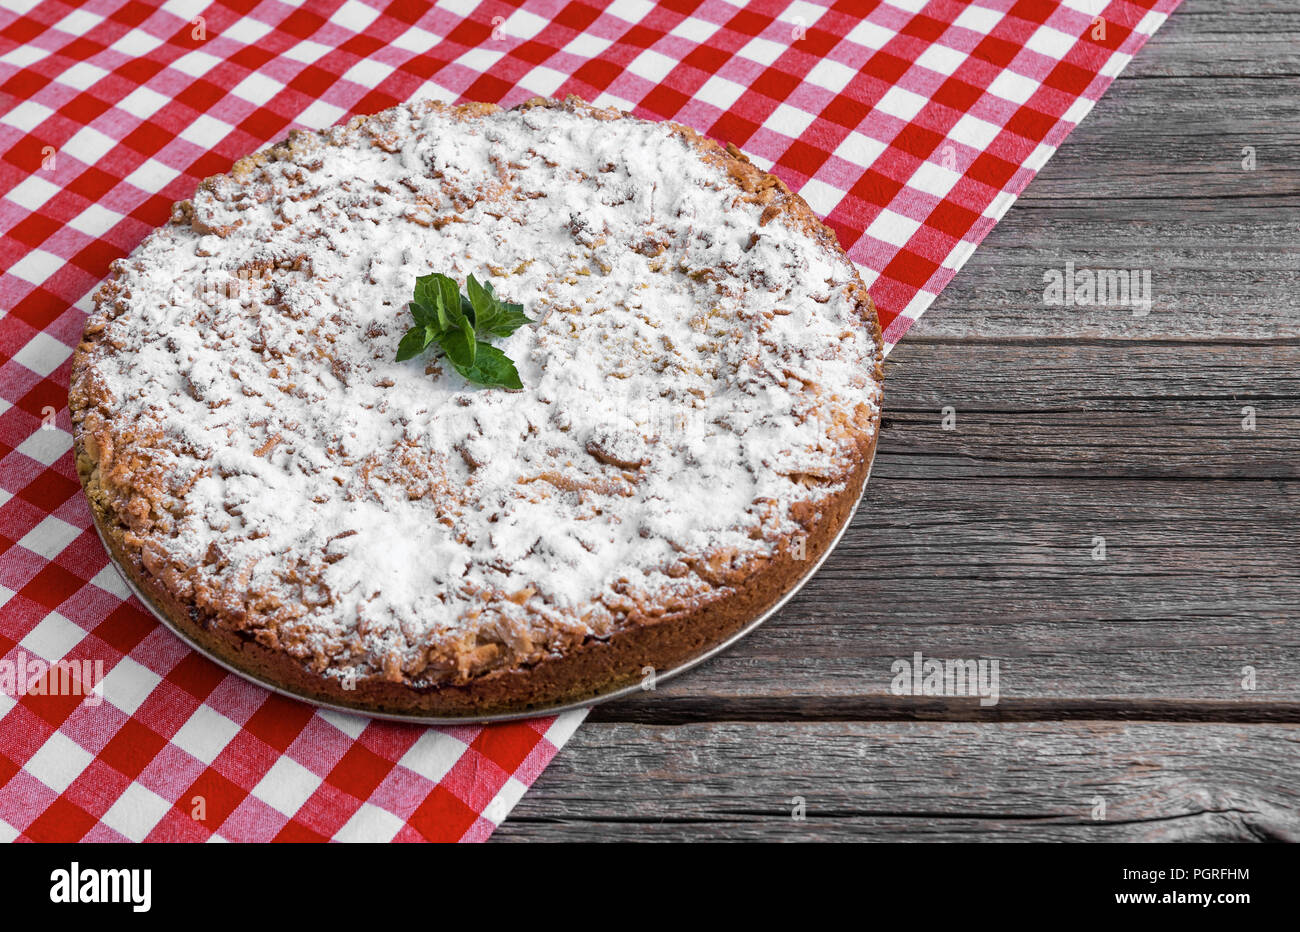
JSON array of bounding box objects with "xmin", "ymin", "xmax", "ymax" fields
[{"xmin": 83, "ymin": 425, "xmax": 877, "ymax": 718}]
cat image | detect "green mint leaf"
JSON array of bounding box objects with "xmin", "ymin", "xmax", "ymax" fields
[
  {"xmin": 413, "ymin": 273, "xmax": 451, "ymax": 315},
  {"xmin": 459, "ymin": 313, "xmax": 476, "ymax": 365},
  {"xmin": 398, "ymin": 272, "xmax": 532, "ymax": 388},
  {"xmin": 481, "ymin": 301, "xmax": 533, "ymax": 338},
  {"xmin": 433, "ymin": 326, "xmax": 475, "ymax": 369},
  {"xmin": 395, "ymin": 326, "xmax": 433, "ymax": 362},
  {"xmin": 437, "ymin": 275, "xmax": 463, "ymax": 327},
  {"xmin": 409, "ymin": 301, "xmax": 440, "ymax": 331},
  {"xmin": 466, "ymin": 273, "xmax": 533, "ymax": 338},
  {"xmin": 450, "ymin": 342, "xmax": 522, "ymax": 390},
  {"xmin": 465, "ymin": 273, "xmax": 491, "ymax": 315}
]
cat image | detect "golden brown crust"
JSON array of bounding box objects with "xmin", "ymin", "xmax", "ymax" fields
[{"xmin": 70, "ymin": 94, "xmax": 884, "ymax": 718}]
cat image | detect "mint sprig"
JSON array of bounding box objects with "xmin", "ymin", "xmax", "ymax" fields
[{"xmin": 395, "ymin": 272, "xmax": 533, "ymax": 389}]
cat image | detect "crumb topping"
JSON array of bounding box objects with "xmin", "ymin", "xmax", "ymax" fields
[{"xmin": 72, "ymin": 98, "xmax": 882, "ymax": 686}]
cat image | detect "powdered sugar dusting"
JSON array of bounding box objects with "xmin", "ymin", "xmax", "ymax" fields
[{"xmin": 79, "ymin": 100, "xmax": 881, "ymax": 685}]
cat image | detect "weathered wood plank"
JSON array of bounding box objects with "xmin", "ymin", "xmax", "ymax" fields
[
  {"xmin": 877, "ymin": 341, "xmax": 1300, "ymax": 478},
  {"xmin": 497, "ymin": 722, "xmax": 1300, "ymax": 841},
  {"xmin": 898, "ymin": 212, "xmax": 1300, "ymax": 342}
]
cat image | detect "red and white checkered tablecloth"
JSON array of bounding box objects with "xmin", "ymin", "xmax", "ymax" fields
[{"xmin": 0, "ymin": 0, "xmax": 1179, "ymax": 842}]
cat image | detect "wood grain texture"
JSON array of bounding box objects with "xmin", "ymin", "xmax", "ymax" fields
[
  {"xmin": 502, "ymin": 722, "xmax": 1300, "ymax": 842},
  {"xmin": 496, "ymin": 0, "xmax": 1300, "ymax": 840}
]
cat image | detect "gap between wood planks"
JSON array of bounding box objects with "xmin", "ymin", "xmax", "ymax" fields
[{"xmin": 586, "ymin": 697, "xmax": 1300, "ymax": 725}]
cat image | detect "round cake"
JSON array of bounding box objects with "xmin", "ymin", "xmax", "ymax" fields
[{"xmin": 70, "ymin": 96, "xmax": 884, "ymax": 717}]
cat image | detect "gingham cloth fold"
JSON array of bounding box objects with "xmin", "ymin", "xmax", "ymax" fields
[{"xmin": 0, "ymin": 0, "xmax": 1178, "ymax": 842}]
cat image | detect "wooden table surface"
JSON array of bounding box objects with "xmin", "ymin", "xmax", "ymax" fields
[{"xmin": 496, "ymin": 0, "xmax": 1300, "ymax": 841}]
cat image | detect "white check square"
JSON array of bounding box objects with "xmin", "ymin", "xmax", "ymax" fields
[
  {"xmin": 341, "ymin": 59, "xmax": 394, "ymax": 89},
  {"xmin": 1136, "ymin": 10, "xmax": 1166, "ymax": 36},
  {"xmin": 123, "ymin": 158, "xmax": 180, "ymax": 194},
  {"xmin": 1062, "ymin": 97, "xmax": 1094, "ymax": 125},
  {"xmin": 764, "ymin": 103, "xmax": 815, "ymax": 139},
  {"xmin": 319, "ymin": 708, "xmax": 367, "ymax": 739},
  {"xmin": 1100, "ymin": 51, "xmax": 1131, "ymax": 79},
  {"xmin": 908, "ymin": 159, "xmax": 964, "ymax": 200},
  {"xmin": 89, "ymin": 563, "xmax": 131, "ymax": 600},
  {"xmin": 64, "ymin": 126, "xmax": 117, "ymax": 165},
  {"xmin": 696, "ymin": 74, "xmax": 746, "ymax": 111},
  {"xmin": 915, "ymin": 44, "xmax": 966, "ymax": 78},
  {"xmin": 57, "ymin": 61, "xmax": 109, "ymax": 91},
  {"xmin": 282, "ymin": 41, "xmax": 332, "ymax": 64},
  {"xmin": 456, "ymin": 47, "xmax": 504, "ymax": 73},
  {"xmin": 223, "ymin": 17, "xmax": 273, "ymax": 44},
  {"xmin": 11, "ymin": 332, "xmax": 71, "ymax": 378},
  {"xmin": 100, "ymin": 656, "xmax": 162, "ymax": 716},
  {"xmin": 738, "ymin": 36, "xmax": 786, "ymax": 67},
  {"xmin": 7, "ymin": 249, "xmax": 62, "ymax": 286},
  {"xmin": 987, "ymin": 70, "xmax": 1038, "ymax": 105},
  {"xmin": 163, "ymin": 2, "xmax": 208, "ymax": 25},
  {"xmin": 112, "ymin": 30, "xmax": 163, "ymax": 58},
  {"xmin": 295, "ymin": 100, "xmax": 346, "ymax": 130},
  {"xmin": 521, "ymin": 65, "xmax": 568, "ymax": 98},
  {"xmin": 846, "ymin": 19, "xmax": 892, "ymax": 51},
  {"xmin": 1025, "ymin": 24, "xmax": 1078, "ymax": 59},
  {"xmin": 251, "ymin": 756, "xmax": 322, "ymax": 816},
  {"xmin": 118, "ymin": 86, "xmax": 169, "ymax": 120},
  {"xmin": 563, "ymin": 33, "xmax": 613, "ymax": 59},
  {"xmin": 0, "ymin": 101, "xmax": 54, "ymax": 132},
  {"xmin": 627, "ymin": 49, "xmax": 677, "ymax": 84},
  {"xmin": 669, "ymin": 17, "xmax": 719, "ymax": 43},
  {"xmin": 5, "ymin": 175, "xmax": 61, "ymax": 211},
  {"xmin": 178, "ymin": 114, "xmax": 233, "ymax": 147},
  {"xmin": 953, "ymin": 4, "xmax": 1003, "ymax": 35},
  {"xmin": 1, "ymin": 45, "xmax": 47, "ymax": 67},
  {"xmin": 170, "ymin": 50, "xmax": 222, "ymax": 77},
  {"xmin": 331, "ymin": 0, "xmax": 380, "ymax": 32},
  {"xmin": 14, "ymin": 427, "xmax": 72, "ymax": 467},
  {"xmin": 20, "ymin": 611, "xmax": 86, "ymax": 663},
  {"xmin": 865, "ymin": 207, "xmax": 922, "ymax": 248},
  {"xmin": 398, "ymin": 730, "xmax": 468, "ymax": 783},
  {"xmin": 876, "ymin": 85, "xmax": 928, "ymax": 122},
  {"xmin": 171, "ymin": 705, "xmax": 242, "ymax": 765},
  {"xmin": 25, "ymin": 732, "xmax": 93, "ymax": 794},
  {"xmin": 482, "ymin": 776, "xmax": 529, "ymax": 825},
  {"xmin": 334, "ymin": 803, "xmax": 405, "ymax": 842},
  {"xmin": 502, "ymin": 9, "xmax": 549, "ymax": 40},
  {"xmin": 231, "ymin": 72, "xmax": 284, "ymax": 106},
  {"xmin": 392, "ymin": 26, "xmax": 439, "ymax": 54},
  {"xmin": 948, "ymin": 112, "xmax": 1001, "ymax": 151},
  {"xmin": 606, "ymin": 0, "xmax": 655, "ymax": 23},
  {"xmin": 805, "ymin": 59, "xmax": 857, "ymax": 95},
  {"xmin": 796, "ymin": 178, "xmax": 843, "ymax": 217},
  {"xmin": 833, "ymin": 130, "xmax": 887, "ymax": 169},
  {"xmin": 101, "ymin": 782, "xmax": 172, "ymax": 842},
  {"xmin": 783, "ymin": 1, "xmax": 825, "ymax": 29},
  {"xmin": 53, "ymin": 9, "xmax": 102, "ymax": 37}
]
